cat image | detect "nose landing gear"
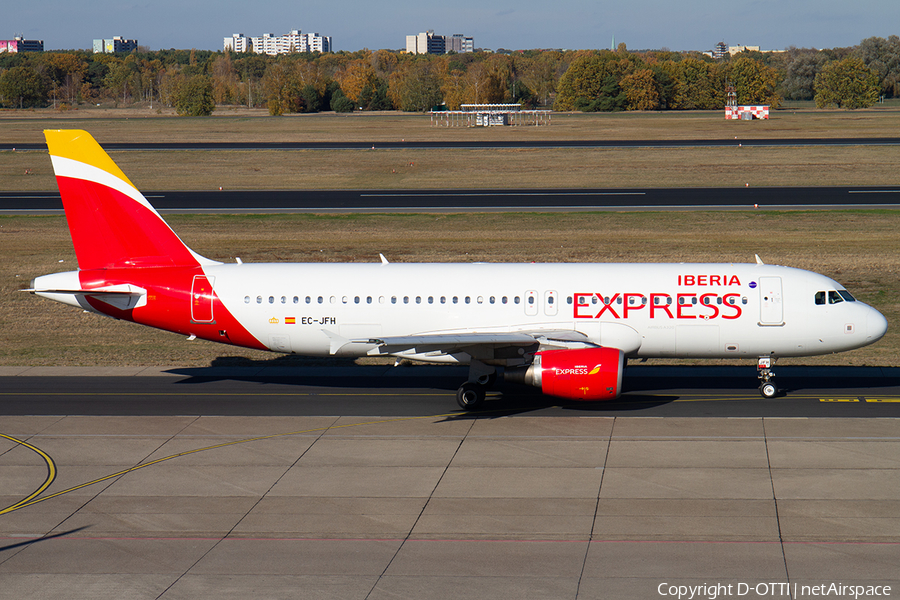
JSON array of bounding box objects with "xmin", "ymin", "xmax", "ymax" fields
[{"xmin": 758, "ymin": 356, "xmax": 778, "ymax": 398}]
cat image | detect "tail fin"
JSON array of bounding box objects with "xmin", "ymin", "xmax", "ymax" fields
[{"xmin": 45, "ymin": 129, "xmax": 217, "ymax": 270}]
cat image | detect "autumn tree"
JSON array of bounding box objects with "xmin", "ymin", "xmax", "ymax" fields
[
  {"xmin": 262, "ymin": 62, "xmax": 303, "ymax": 115},
  {"xmin": 554, "ymin": 52, "xmax": 632, "ymax": 111},
  {"xmin": 463, "ymin": 60, "xmax": 505, "ymax": 104},
  {"xmin": 727, "ymin": 56, "xmax": 781, "ymax": 107},
  {"xmin": 620, "ymin": 68, "xmax": 660, "ymax": 110},
  {"xmin": 337, "ymin": 58, "xmax": 378, "ymax": 105},
  {"xmin": 173, "ymin": 74, "xmax": 215, "ymax": 116},
  {"xmin": 517, "ymin": 50, "xmax": 562, "ymax": 106},
  {"xmin": 815, "ymin": 57, "xmax": 879, "ymax": 108},
  {"xmin": 671, "ymin": 57, "xmax": 719, "ymax": 109},
  {"xmin": 211, "ymin": 54, "xmax": 240, "ymax": 104},
  {"xmin": 554, "ymin": 54, "xmax": 606, "ymax": 110},
  {"xmin": 780, "ymin": 48, "xmax": 829, "ymax": 100},
  {"xmin": 854, "ymin": 35, "xmax": 900, "ymax": 98},
  {"xmin": 0, "ymin": 65, "xmax": 47, "ymax": 107},
  {"xmin": 388, "ymin": 59, "xmax": 442, "ymax": 111}
]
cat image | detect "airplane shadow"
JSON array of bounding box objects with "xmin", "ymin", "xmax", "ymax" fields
[
  {"xmin": 154, "ymin": 357, "xmax": 900, "ymax": 418},
  {"xmin": 0, "ymin": 526, "xmax": 90, "ymax": 553}
]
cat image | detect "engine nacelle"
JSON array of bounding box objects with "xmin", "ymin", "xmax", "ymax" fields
[{"xmin": 507, "ymin": 347, "xmax": 624, "ymax": 401}]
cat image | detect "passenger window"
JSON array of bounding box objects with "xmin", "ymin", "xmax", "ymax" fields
[
  {"xmin": 244, "ymin": 296, "xmax": 250, "ymax": 304},
  {"xmin": 828, "ymin": 291, "xmax": 844, "ymax": 304},
  {"xmin": 528, "ymin": 296, "xmax": 534, "ymax": 305},
  {"xmin": 465, "ymin": 296, "xmax": 471, "ymax": 304},
  {"xmin": 514, "ymin": 296, "xmax": 520, "ymax": 304},
  {"xmin": 293, "ymin": 296, "xmax": 299, "ymax": 304},
  {"xmin": 548, "ymin": 296, "xmax": 554, "ymax": 305},
  {"xmin": 490, "ymin": 296, "xmax": 495, "ymax": 304},
  {"xmin": 428, "ymin": 296, "xmax": 434, "ymax": 304},
  {"xmin": 416, "ymin": 296, "xmax": 421, "ymax": 304},
  {"xmin": 815, "ymin": 291, "xmax": 826, "ymax": 305},
  {"xmin": 317, "ymin": 296, "xmax": 324, "ymax": 304},
  {"xmin": 367, "ymin": 296, "xmax": 372, "ymax": 304},
  {"xmin": 453, "ymin": 296, "xmax": 458, "ymax": 304},
  {"xmin": 440, "ymin": 296, "xmax": 446, "ymax": 304},
  {"xmin": 342, "ymin": 296, "xmax": 348, "ymax": 304},
  {"xmin": 565, "ymin": 296, "xmax": 571, "ymax": 305},
  {"xmin": 404, "ymin": 296, "xmax": 409, "ymax": 304},
  {"xmin": 391, "ymin": 296, "xmax": 397, "ymax": 304},
  {"xmin": 354, "ymin": 296, "xmax": 360, "ymax": 304},
  {"xmin": 281, "ymin": 296, "xmax": 286, "ymax": 304},
  {"xmin": 268, "ymin": 296, "xmax": 275, "ymax": 304},
  {"xmin": 257, "ymin": 296, "xmax": 262, "ymax": 304},
  {"xmin": 742, "ymin": 297, "xmax": 748, "ymax": 305},
  {"xmin": 503, "ymin": 296, "xmax": 509, "ymax": 304}
]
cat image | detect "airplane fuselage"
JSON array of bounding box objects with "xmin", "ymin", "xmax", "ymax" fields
[{"xmin": 35, "ymin": 261, "xmax": 887, "ymax": 364}]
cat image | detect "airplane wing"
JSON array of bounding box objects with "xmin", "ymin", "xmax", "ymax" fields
[{"xmin": 346, "ymin": 330, "xmax": 597, "ymax": 361}]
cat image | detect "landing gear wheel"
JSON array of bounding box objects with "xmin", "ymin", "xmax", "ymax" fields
[
  {"xmin": 456, "ymin": 382, "xmax": 486, "ymax": 410},
  {"xmin": 760, "ymin": 382, "xmax": 778, "ymax": 398}
]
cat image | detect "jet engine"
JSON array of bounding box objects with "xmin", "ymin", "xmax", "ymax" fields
[{"xmin": 506, "ymin": 347, "xmax": 624, "ymax": 400}]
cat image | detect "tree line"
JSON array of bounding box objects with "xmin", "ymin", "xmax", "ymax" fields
[{"xmin": 0, "ymin": 37, "xmax": 897, "ymax": 115}]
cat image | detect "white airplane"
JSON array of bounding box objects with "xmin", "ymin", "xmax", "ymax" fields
[{"xmin": 31, "ymin": 130, "xmax": 888, "ymax": 409}]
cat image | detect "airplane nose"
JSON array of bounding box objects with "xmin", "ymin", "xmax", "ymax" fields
[{"xmin": 867, "ymin": 308, "xmax": 888, "ymax": 342}]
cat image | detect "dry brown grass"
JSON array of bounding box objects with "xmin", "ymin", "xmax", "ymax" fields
[
  {"xmin": 2, "ymin": 211, "xmax": 899, "ymax": 367},
  {"xmin": 4, "ymin": 109, "xmax": 900, "ymax": 191},
  {"xmin": 4, "ymin": 146, "xmax": 900, "ymax": 192},
  {"xmin": 3, "ymin": 106, "xmax": 900, "ymax": 143}
]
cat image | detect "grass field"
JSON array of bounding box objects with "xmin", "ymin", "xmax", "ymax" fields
[
  {"xmin": 2, "ymin": 211, "xmax": 898, "ymax": 367},
  {"xmin": 2, "ymin": 108, "xmax": 899, "ymax": 368},
  {"xmin": 3, "ymin": 106, "xmax": 900, "ymax": 143},
  {"xmin": 4, "ymin": 108, "xmax": 900, "ymax": 191}
]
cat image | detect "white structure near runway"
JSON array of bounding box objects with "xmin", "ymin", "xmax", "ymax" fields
[{"xmin": 431, "ymin": 103, "xmax": 552, "ymax": 127}]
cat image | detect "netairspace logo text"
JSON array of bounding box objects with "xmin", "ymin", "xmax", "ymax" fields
[{"xmin": 657, "ymin": 582, "xmax": 892, "ymax": 599}]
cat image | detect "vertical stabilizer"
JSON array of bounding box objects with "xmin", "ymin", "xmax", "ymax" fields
[{"xmin": 44, "ymin": 129, "xmax": 216, "ymax": 270}]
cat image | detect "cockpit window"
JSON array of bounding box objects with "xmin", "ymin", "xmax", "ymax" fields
[
  {"xmin": 814, "ymin": 291, "xmax": 826, "ymax": 305},
  {"xmin": 828, "ymin": 291, "xmax": 844, "ymax": 304},
  {"xmin": 837, "ymin": 290, "xmax": 856, "ymax": 302}
]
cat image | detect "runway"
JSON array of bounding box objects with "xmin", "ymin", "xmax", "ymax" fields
[
  {"xmin": 4, "ymin": 186, "xmax": 900, "ymax": 214},
  {"xmin": 5, "ymin": 137, "xmax": 900, "ymax": 151},
  {"xmin": 1, "ymin": 365, "xmax": 900, "ymax": 417},
  {"xmin": 2, "ymin": 367, "xmax": 899, "ymax": 599}
]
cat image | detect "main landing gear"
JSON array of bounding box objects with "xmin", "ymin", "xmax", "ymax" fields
[
  {"xmin": 757, "ymin": 356, "xmax": 778, "ymax": 398},
  {"xmin": 456, "ymin": 360, "xmax": 497, "ymax": 410}
]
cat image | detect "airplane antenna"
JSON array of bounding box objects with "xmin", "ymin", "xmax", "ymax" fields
[
  {"xmin": 380, "ymin": 253, "xmax": 390, "ymax": 264},
  {"xmin": 755, "ymin": 254, "xmax": 764, "ymax": 265}
]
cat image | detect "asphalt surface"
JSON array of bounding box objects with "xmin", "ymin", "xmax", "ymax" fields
[
  {"xmin": 4, "ymin": 186, "xmax": 900, "ymax": 214},
  {"xmin": 2, "ymin": 365, "xmax": 899, "ymax": 417},
  {"xmin": 3, "ymin": 367, "xmax": 898, "ymax": 599},
  {"xmin": 5, "ymin": 137, "xmax": 900, "ymax": 151}
]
